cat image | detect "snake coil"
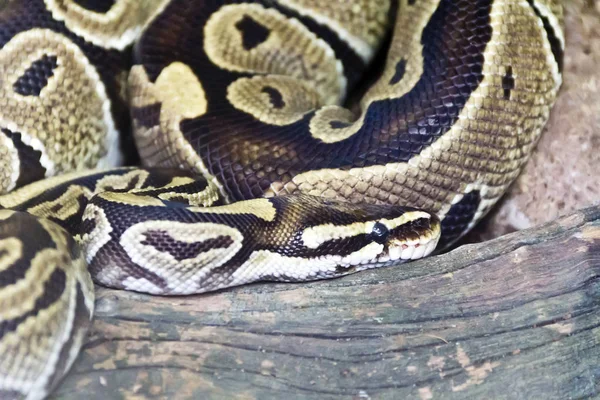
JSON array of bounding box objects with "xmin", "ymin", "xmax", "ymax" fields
[{"xmin": 0, "ymin": 0, "xmax": 562, "ymax": 398}]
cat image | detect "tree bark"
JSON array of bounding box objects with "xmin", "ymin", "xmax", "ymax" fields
[{"xmin": 51, "ymin": 206, "xmax": 600, "ymax": 399}]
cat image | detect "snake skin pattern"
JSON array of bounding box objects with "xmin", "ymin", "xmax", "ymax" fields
[{"xmin": 0, "ymin": 0, "xmax": 562, "ymax": 398}]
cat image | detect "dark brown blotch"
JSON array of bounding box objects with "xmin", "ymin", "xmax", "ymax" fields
[
  {"xmin": 235, "ymin": 15, "xmax": 271, "ymax": 50},
  {"xmin": 502, "ymin": 66, "xmax": 514, "ymax": 100},
  {"xmin": 141, "ymin": 230, "xmax": 234, "ymax": 262},
  {"xmin": 13, "ymin": 54, "xmax": 58, "ymax": 97},
  {"xmin": 262, "ymin": 86, "xmax": 286, "ymax": 109},
  {"xmin": 389, "ymin": 58, "xmax": 407, "ymax": 85},
  {"xmin": 72, "ymin": 0, "xmax": 115, "ymax": 13}
]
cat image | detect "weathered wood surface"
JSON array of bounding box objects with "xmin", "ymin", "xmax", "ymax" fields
[{"xmin": 52, "ymin": 206, "xmax": 600, "ymax": 399}]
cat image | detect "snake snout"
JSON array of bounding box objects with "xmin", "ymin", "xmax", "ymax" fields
[{"xmin": 378, "ymin": 212, "xmax": 441, "ymax": 263}]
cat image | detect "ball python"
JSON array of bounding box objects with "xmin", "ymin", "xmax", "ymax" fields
[{"xmin": 0, "ymin": 0, "xmax": 563, "ymax": 398}]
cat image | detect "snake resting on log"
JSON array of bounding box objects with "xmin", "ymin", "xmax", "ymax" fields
[{"xmin": 0, "ymin": 0, "xmax": 563, "ymax": 398}]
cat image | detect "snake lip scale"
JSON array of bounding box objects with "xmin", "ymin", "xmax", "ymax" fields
[{"xmin": 0, "ymin": 0, "xmax": 562, "ymax": 398}]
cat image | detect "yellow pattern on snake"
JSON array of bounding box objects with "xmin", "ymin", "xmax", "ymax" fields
[{"xmin": 0, "ymin": 0, "xmax": 562, "ymax": 398}]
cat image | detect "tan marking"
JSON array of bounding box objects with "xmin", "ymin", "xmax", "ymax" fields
[
  {"xmin": 0, "ymin": 246, "xmax": 65, "ymax": 320},
  {"xmin": 0, "ymin": 169, "xmax": 128, "ymax": 209},
  {"xmin": 0, "ymin": 29, "xmax": 121, "ymax": 180},
  {"xmin": 227, "ymin": 76, "xmax": 321, "ymax": 126},
  {"xmin": 43, "ymin": 0, "xmax": 171, "ymax": 49},
  {"xmin": 204, "ymin": 3, "xmax": 345, "ymax": 105},
  {"xmin": 531, "ymin": 0, "xmax": 565, "ymax": 49},
  {"xmin": 189, "ymin": 198, "xmax": 277, "ymax": 222},
  {"xmin": 157, "ymin": 186, "xmax": 221, "ymax": 207},
  {"xmin": 0, "ymin": 210, "xmax": 15, "ymax": 221},
  {"xmin": 28, "ymin": 185, "xmax": 93, "ymax": 221},
  {"xmin": 129, "ymin": 174, "xmax": 222, "ymax": 207},
  {"xmin": 526, "ymin": 0, "xmax": 564, "ymax": 85},
  {"xmin": 301, "ymin": 211, "xmax": 432, "ymax": 249},
  {"xmin": 118, "ymin": 221, "xmax": 244, "ymax": 294},
  {"xmin": 0, "ymin": 237, "xmax": 22, "ymax": 274},
  {"xmin": 96, "ymin": 192, "xmax": 166, "ymax": 207},
  {"xmin": 164, "ymin": 176, "xmax": 196, "ymax": 187},
  {"xmin": 154, "ymin": 62, "xmax": 208, "ymax": 119},
  {"xmin": 79, "ymin": 203, "xmax": 113, "ymax": 263},
  {"xmin": 274, "ymin": 0, "xmax": 391, "ymax": 61},
  {"xmin": 128, "ymin": 65, "xmax": 227, "ymax": 200},
  {"xmin": 94, "ymin": 169, "xmax": 150, "ymax": 193}
]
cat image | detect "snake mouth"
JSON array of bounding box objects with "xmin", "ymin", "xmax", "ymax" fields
[{"xmin": 377, "ymin": 215, "xmax": 441, "ymax": 263}]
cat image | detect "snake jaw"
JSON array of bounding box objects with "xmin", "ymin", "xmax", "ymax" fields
[{"xmin": 377, "ymin": 216, "xmax": 442, "ymax": 263}]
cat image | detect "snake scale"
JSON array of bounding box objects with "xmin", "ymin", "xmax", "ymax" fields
[{"xmin": 0, "ymin": 0, "xmax": 562, "ymax": 398}]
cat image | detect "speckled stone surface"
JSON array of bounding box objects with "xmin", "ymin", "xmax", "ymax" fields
[{"xmin": 467, "ymin": 0, "xmax": 600, "ymax": 242}]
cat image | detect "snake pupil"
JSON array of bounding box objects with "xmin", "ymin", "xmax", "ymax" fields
[{"xmin": 370, "ymin": 222, "xmax": 389, "ymax": 244}]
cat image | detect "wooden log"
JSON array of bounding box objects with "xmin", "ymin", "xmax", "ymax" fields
[{"xmin": 51, "ymin": 206, "xmax": 600, "ymax": 399}]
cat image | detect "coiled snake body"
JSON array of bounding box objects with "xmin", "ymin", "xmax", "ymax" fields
[{"xmin": 0, "ymin": 0, "xmax": 562, "ymax": 398}]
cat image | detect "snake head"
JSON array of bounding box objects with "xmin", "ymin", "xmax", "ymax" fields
[
  {"xmin": 365, "ymin": 212, "xmax": 441, "ymax": 263},
  {"xmin": 294, "ymin": 196, "xmax": 441, "ymax": 272}
]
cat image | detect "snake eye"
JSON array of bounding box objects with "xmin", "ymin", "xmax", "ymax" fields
[{"xmin": 370, "ymin": 222, "xmax": 389, "ymax": 244}]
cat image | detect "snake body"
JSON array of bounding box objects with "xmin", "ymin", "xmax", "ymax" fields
[{"xmin": 0, "ymin": 0, "xmax": 562, "ymax": 398}]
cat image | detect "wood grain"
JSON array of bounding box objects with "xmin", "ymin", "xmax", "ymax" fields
[{"xmin": 51, "ymin": 205, "xmax": 600, "ymax": 399}]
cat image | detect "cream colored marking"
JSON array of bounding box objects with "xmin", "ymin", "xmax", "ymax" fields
[
  {"xmin": 0, "ymin": 29, "xmax": 121, "ymax": 175},
  {"xmin": 0, "ymin": 246, "xmax": 64, "ymax": 320},
  {"xmin": 446, "ymin": 184, "xmax": 496, "ymax": 233},
  {"xmin": 204, "ymin": 3, "xmax": 345, "ymax": 105},
  {"xmin": 120, "ymin": 276, "xmax": 163, "ymax": 294},
  {"xmin": 274, "ymin": 0, "xmax": 391, "ymax": 61},
  {"xmin": 530, "ymin": 0, "xmax": 565, "ymax": 49},
  {"xmin": 79, "ymin": 203, "xmax": 113, "ymax": 263},
  {"xmin": 119, "ymin": 221, "xmax": 243, "ymax": 294},
  {"xmin": 0, "ymin": 128, "xmax": 21, "ymax": 193},
  {"xmin": 302, "ymin": 211, "xmax": 432, "ymax": 249},
  {"xmin": 227, "ymin": 242, "xmax": 393, "ymax": 288},
  {"xmin": 164, "ymin": 176, "xmax": 196, "ymax": 187},
  {"xmin": 94, "ymin": 169, "xmax": 150, "ymax": 193},
  {"xmin": 525, "ymin": 0, "xmax": 563, "ymax": 85},
  {"xmin": 44, "ymin": 0, "xmax": 171, "ymax": 49},
  {"xmin": 0, "ymin": 168, "xmax": 130, "ymax": 209},
  {"xmin": 155, "ymin": 62, "xmax": 208, "ymax": 119},
  {"xmin": 0, "ymin": 210, "xmax": 15, "ymax": 221},
  {"xmin": 189, "ymin": 198, "xmax": 277, "ymax": 222},
  {"xmin": 227, "ymin": 76, "xmax": 321, "ymax": 126},
  {"xmin": 306, "ymin": 0, "xmax": 438, "ymax": 143},
  {"xmin": 28, "ymin": 185, "xmax": 92, "ymax": 221},
  {"xmin": 96, "ymin": 192, "xmax": 166, "ymax": 207},
  {"xmin": 0, "ymin": 238, "xmax": 22, "ymax": 273},
  {"xmin": 126, "ymin": 174, "xmax": 221, "ymax": 207},
  {"xmin": 157, "ymin": 186, "xmax": 221, "ymax": 207},
  {"xmin": 128, "ymin": 65, "xmax": 227, "ymax": 201}
]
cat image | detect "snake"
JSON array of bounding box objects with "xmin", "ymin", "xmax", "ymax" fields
[{"xmin": 0, "ymin": 0, "xmax": 563, "ymax": 398}]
